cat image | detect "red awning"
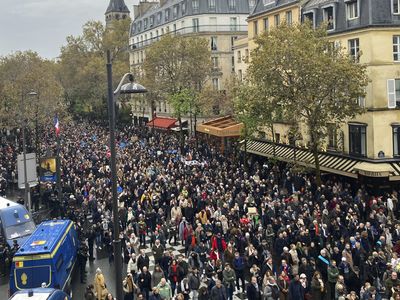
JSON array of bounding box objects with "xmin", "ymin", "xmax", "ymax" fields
[{"xmin": 146, "ymin": 117, "xmax": 177, "ymax": 130}]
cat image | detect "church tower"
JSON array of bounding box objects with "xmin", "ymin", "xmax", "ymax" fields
[{"xmin": 105, "ymin": 0, "xmax": 130, "ymax": 27}]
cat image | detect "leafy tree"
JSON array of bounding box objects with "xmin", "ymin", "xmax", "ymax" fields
[
  {"xmin": 0, "ymin": 51, "xmax": 64, "ymax": 129},
  {"xmin": 169, "ymin": 88, "xmax": 194, "ymax": 153},
  {"xmin": 247, "ymin": 22, "xmax": 369, "ymax": 185},
  {"xmin": 143, "ymin": 35, "xmax": 211, "ymax": 119},
  {"xmin": 57, "ymin": 19, "xmax": 131, "ymax": 119}
]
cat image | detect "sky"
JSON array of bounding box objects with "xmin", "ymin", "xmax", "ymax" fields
[{"xmin": 0, "ymin": 0, "xmax": 139, "ymax": 59}]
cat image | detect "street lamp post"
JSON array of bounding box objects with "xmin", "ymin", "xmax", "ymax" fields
[
  {"xmin": 106, "ymin": 50, "xmax": 147, "ymax": 300},
  {"xmin": 21, "ymin": 91, "xmax": 38, "ymax": 211}
]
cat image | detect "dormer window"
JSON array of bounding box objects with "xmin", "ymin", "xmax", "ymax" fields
[
  {"xmin": 263, "ymin": 0, "xmax": 274, "ymax": 5},
  {"xmin": 157, "ymin": 12, "xmax": 162, "ymax": 24},
  {"xmin": 323, "ymin": 6, "xmax": 335, "ymax": 30},
  {"xmin": 209, "ymin": 0, "xmax": 216, "ymax": 10},
  {"xmin": 192, "ymin": 0, "xmax": 199, "ymax": 12},
  {"xmin": 165, "ymin": 9, "xmax": 170, "ymax": 21},
  {"xmin": 249, "ymin": 0, "xmax": 256, "ymax": 10},
  {"xmin": 150, "ymin": 16, "xmax": 154, "ymax": 27},
  {"xmin": 182, "ymin": 1, "xmax": 187, "ymax": 15},
  {"xmin": 393, "ymin": 0, "xmax": 400, "ymax": 14},
  {"xmin": 173, "ymin": 5, "xmax": 179, "ymax": 18},
  {"xmin": 345, "ymin": 0, "xmax": 359, "ymax": 20},
  {"xmin": 144, "ymin": 19, "xmax": 148, "ymax": 29},
  {"xmin": 138, "ymin": 21, "xmax": 142, "ymax": 31},
  {"xmin": 229, "ymin": 0, "xmax": 236, "ymax": 11},
  {"xmin": 303, "ymin": 11, "xmax": 315, "ymax": 27}
]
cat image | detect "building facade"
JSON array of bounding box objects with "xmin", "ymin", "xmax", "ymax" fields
[
  {"xmin": 241, "ymin": 0, "xmax": 400, "ymax": 185},
  {"xmin": 128, "ymin": 0, "xmax": 255, "ymax": 121}
]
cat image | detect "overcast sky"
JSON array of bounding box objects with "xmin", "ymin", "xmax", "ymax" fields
[{"xmin": 0, "ymin": 0, "xmax": 138, "ymax": 59}]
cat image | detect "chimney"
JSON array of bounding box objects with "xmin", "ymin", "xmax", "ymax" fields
[{"xmin": 134, "ymin": 1, "xmax": 160, "ymax": 20}]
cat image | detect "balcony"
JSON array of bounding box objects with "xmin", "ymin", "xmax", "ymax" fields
[{"xmin": 130, "ymin": 25, "xmax": 247, "ymax": 50}]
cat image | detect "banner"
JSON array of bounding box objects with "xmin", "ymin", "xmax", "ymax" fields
[{"xmin": 40, "ymin": 157, "xmax": 57, "ymax": 182}]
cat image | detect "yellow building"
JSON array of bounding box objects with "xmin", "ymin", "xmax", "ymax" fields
[{"xmin": 242, "ymin": 0, "xmax": 400, "ymax": 185}]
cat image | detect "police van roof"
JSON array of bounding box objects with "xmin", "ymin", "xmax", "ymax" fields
[
  {"xmin": 0, "ymin": 196, "xmax": 19, "ymax": 209},
  {"xmin": 10, "ymin": 288, "xmax": 62, "ymax": 300},
  {"xmin": 15, "ymin": 220, "xmax": 73, "ymax": 256}
]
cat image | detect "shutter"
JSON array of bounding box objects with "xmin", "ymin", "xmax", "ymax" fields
[{"xmin": 388, "ymin": 79, "xmax": 397, "ymax": 108}]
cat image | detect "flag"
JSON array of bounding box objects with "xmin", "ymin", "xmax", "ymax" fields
[{"xmin": 54, "ymin": 115, "xmax": 60, "ymax": 136}]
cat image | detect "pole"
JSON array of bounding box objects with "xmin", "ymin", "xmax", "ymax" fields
[
  {"xmin": 106, "ymin": 49, "xmax": 123, "ymax": 300},
  {"xmin": 22, "ymin": 117, "xmax": 31, "ymax": 211},
  {"xmin": 56, "ymin": 130, "xmax": 62, "ymax": 206}
]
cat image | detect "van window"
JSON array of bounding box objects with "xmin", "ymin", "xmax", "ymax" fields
[{"xmin": 5, "ymin": 221, "xmax": 36, "ymax": 239}]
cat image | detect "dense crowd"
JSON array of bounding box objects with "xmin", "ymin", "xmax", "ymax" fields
[{"xmin": 1, "ymin": 121, "xmax": 400, "ymax": 300}]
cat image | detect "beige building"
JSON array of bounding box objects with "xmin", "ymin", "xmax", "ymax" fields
[
  {"xmin": 239, "ymin": 0, "xmax": 400, "ymax": 186},
  {"xmin": 128, "ymin": 0, "xmax": 255, "ymax": 124}
]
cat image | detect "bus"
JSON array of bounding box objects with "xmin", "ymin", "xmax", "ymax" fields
[
  {"xmin": 10, "ymin": 219, "xmax": 79, "ymax": 296},
  {"xmin": 0, "ymin": 196, "xmax": 36, "ymax": 248}
]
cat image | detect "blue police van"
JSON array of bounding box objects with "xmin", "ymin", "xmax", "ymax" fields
[
  {"xmin": 9, "ymin": 220, "xmax": 79, "ymax": 296},
  {"xmin": 9, "ymin": 288, "xmax": 70, "ymax": 300},
  {"xmin": 0, "ymin": 196, "xmax": 36, "ymax": 248}
]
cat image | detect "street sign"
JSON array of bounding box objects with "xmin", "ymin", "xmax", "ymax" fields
[{"xmin": 17, "ymin": 153, "xmax": 38, "ymax": 189}]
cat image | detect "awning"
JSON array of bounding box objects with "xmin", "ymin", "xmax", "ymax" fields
[
  {"xmin": 197, "ymin": 116, "xmax": 243, "ymax": 137},
  {"xmin": 146, "ymin": 117, "xmax": 177, "ymax": 130},
  {"xmin": 245, "ymin": 140, "xmax": 360, "ymax": 178},
  {"xmin": 245, "ymin": 139, "xmax": 400, "ymax": 180}
]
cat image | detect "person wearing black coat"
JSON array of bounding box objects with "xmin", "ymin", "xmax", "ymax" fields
[
  {"xmin": 138, "ymin": 266, "xmax": 152, "ymax": 300},
  {"xmin": 288, "ymin": 275, "xmax": 305, "ymax": 300},
  {"xmin": 137, "ymin": 249, "xmax": 150, "ymax": 272},
  {"xmin": 246, "ymin": 276, "xmax": 262, "ymax": 300}
]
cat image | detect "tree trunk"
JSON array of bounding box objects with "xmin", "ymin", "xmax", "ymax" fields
[
  {"xmin": 179, "ymin": 116, "xmax": 184, "ymax": 154},
  {"xmin": 312, "ymin": 145, "xmax": 321, "ymax": 186}
]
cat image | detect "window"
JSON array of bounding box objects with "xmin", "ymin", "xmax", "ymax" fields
[
  {"xmin": 263, "ymin": 0, "xmax": 274, "ymax": 5},
  {"xmin": 263, "ymin": 18, "xmax": 269, "ymax": 31},
  {"xmin": 165, "ymin": 9, "xmax": 170, "ymax": 21},
  {"xmin": 393, "ymin": 0, "xmax": 400, "ymax": 14},
  {"xmin": 230, "ymin": 17, "xmax": 238, "ymax": 31},
  {"xmin": 238, "ymin": 69, "xmax": 243, "ymax": 81},
  {"xmin": 327, "ymin": 124, "xmax": 337, "ymax": 149},
  {"xmin": 304, "ymin": 12, "xmax": 314, "ymax": 27},
  {"xmin": 237, "ymin": 51, "xmax": 242, "ymax": 63},
  {"xmin": 157, "ymin": 12, "xmax": 162, "ymax": 24},
  {"xmin": 286, "ymin": 11, "xmax": 292, "ymax": 24},
  {"xmin": 209, "ymin": 0, "xmax": 216, "ymax": 10},
  {"xmin": 274, "ymin": 14, "xmax": 280, "ymax": 26},
  {"xmin": 348, "ymin": 38, "xmax": 360, "ymax": 62},
  {"xmin": 245, "ymin": 49, "xmax": 249, "ymax": 60},
  {"xmin": 249, "ymin": 0, "xmax": 256, "ymax": 10},
  {"xmin": 192, "ymin": 18, "xmax": 199, "ymax": 32},
  {"xmin": 231, "ymin": 36, "xmax": 237, "ymax": 50},
  {"xmin": 387, "ymin": 79, "xmax": 400, "ymax": 108},
  {"xmin": 394, "ymin": 36, "xmax": 400, "ymax": 61},
  {"xmin": 150, "ymin": 16, "xmax": 154, "ymax": 27},
  {"xmin": 212, "ymin": 57, "xmax": 219, "ymax": 68},
  {"xmin": 393, "ymin": 126, "xmax": 400, "ymax": 156},
  {"xmin": 346, "ymin": 0, "xmax": 359, "ymax": 19},
  {"xmin": 144, "ymin": 19, "xmax": 148, "ymax": 29},
  {"xmin": 173, "ymin": 5, "xmax": 179, "ymax": 18},
  {"xmin": 253, "ymin": 21, "xmax": 258, "ymax": 35},
  {"xmin": 212, "ymin": 78, "xmax": 219, "ymax": 90},
  {"xmin": 229, "ymin": 0, "xmax": 236, "ymax": 10},
  {"xmin": 231, "ymin": 56, "xmax": 235, "ymax": 72},
  {"xmin": 182, "ymin": 1, "xmax": 186, "ymax": 15},
  {"xmin": 192, "ymin": 0, "xmax": 199, "ymax": 11},
  {"xmin": 357, "ymin": 96, "xmax": 365, "ymax": 108},
  {"xmin": 173, "ymin": 24, "xmax": 177, "ymax": 33},
  {"xmin": 211, "ymin": 36, "xmax": 218, "ymax": 51},
  {"xmin": 349, "ymin": 124, "xmax": 366, "ymax": 156},
  {"xmin": 323, "ymin": 6, "xmax": 335, "ymax": 30}
]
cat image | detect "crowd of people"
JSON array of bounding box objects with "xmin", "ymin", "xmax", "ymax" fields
[{"xmin": 1, "ymin": 120, "xmax": 400, "ymax": 300}]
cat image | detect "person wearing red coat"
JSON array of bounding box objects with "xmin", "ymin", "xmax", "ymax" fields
[{"xmin": 211, "ymin": 233, "xmax": 227, "ymax": 254}]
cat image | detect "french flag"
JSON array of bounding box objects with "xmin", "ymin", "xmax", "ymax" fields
[{"xmin": 54, "ymin": 115, "xmax": 60, "ymax": 136}]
